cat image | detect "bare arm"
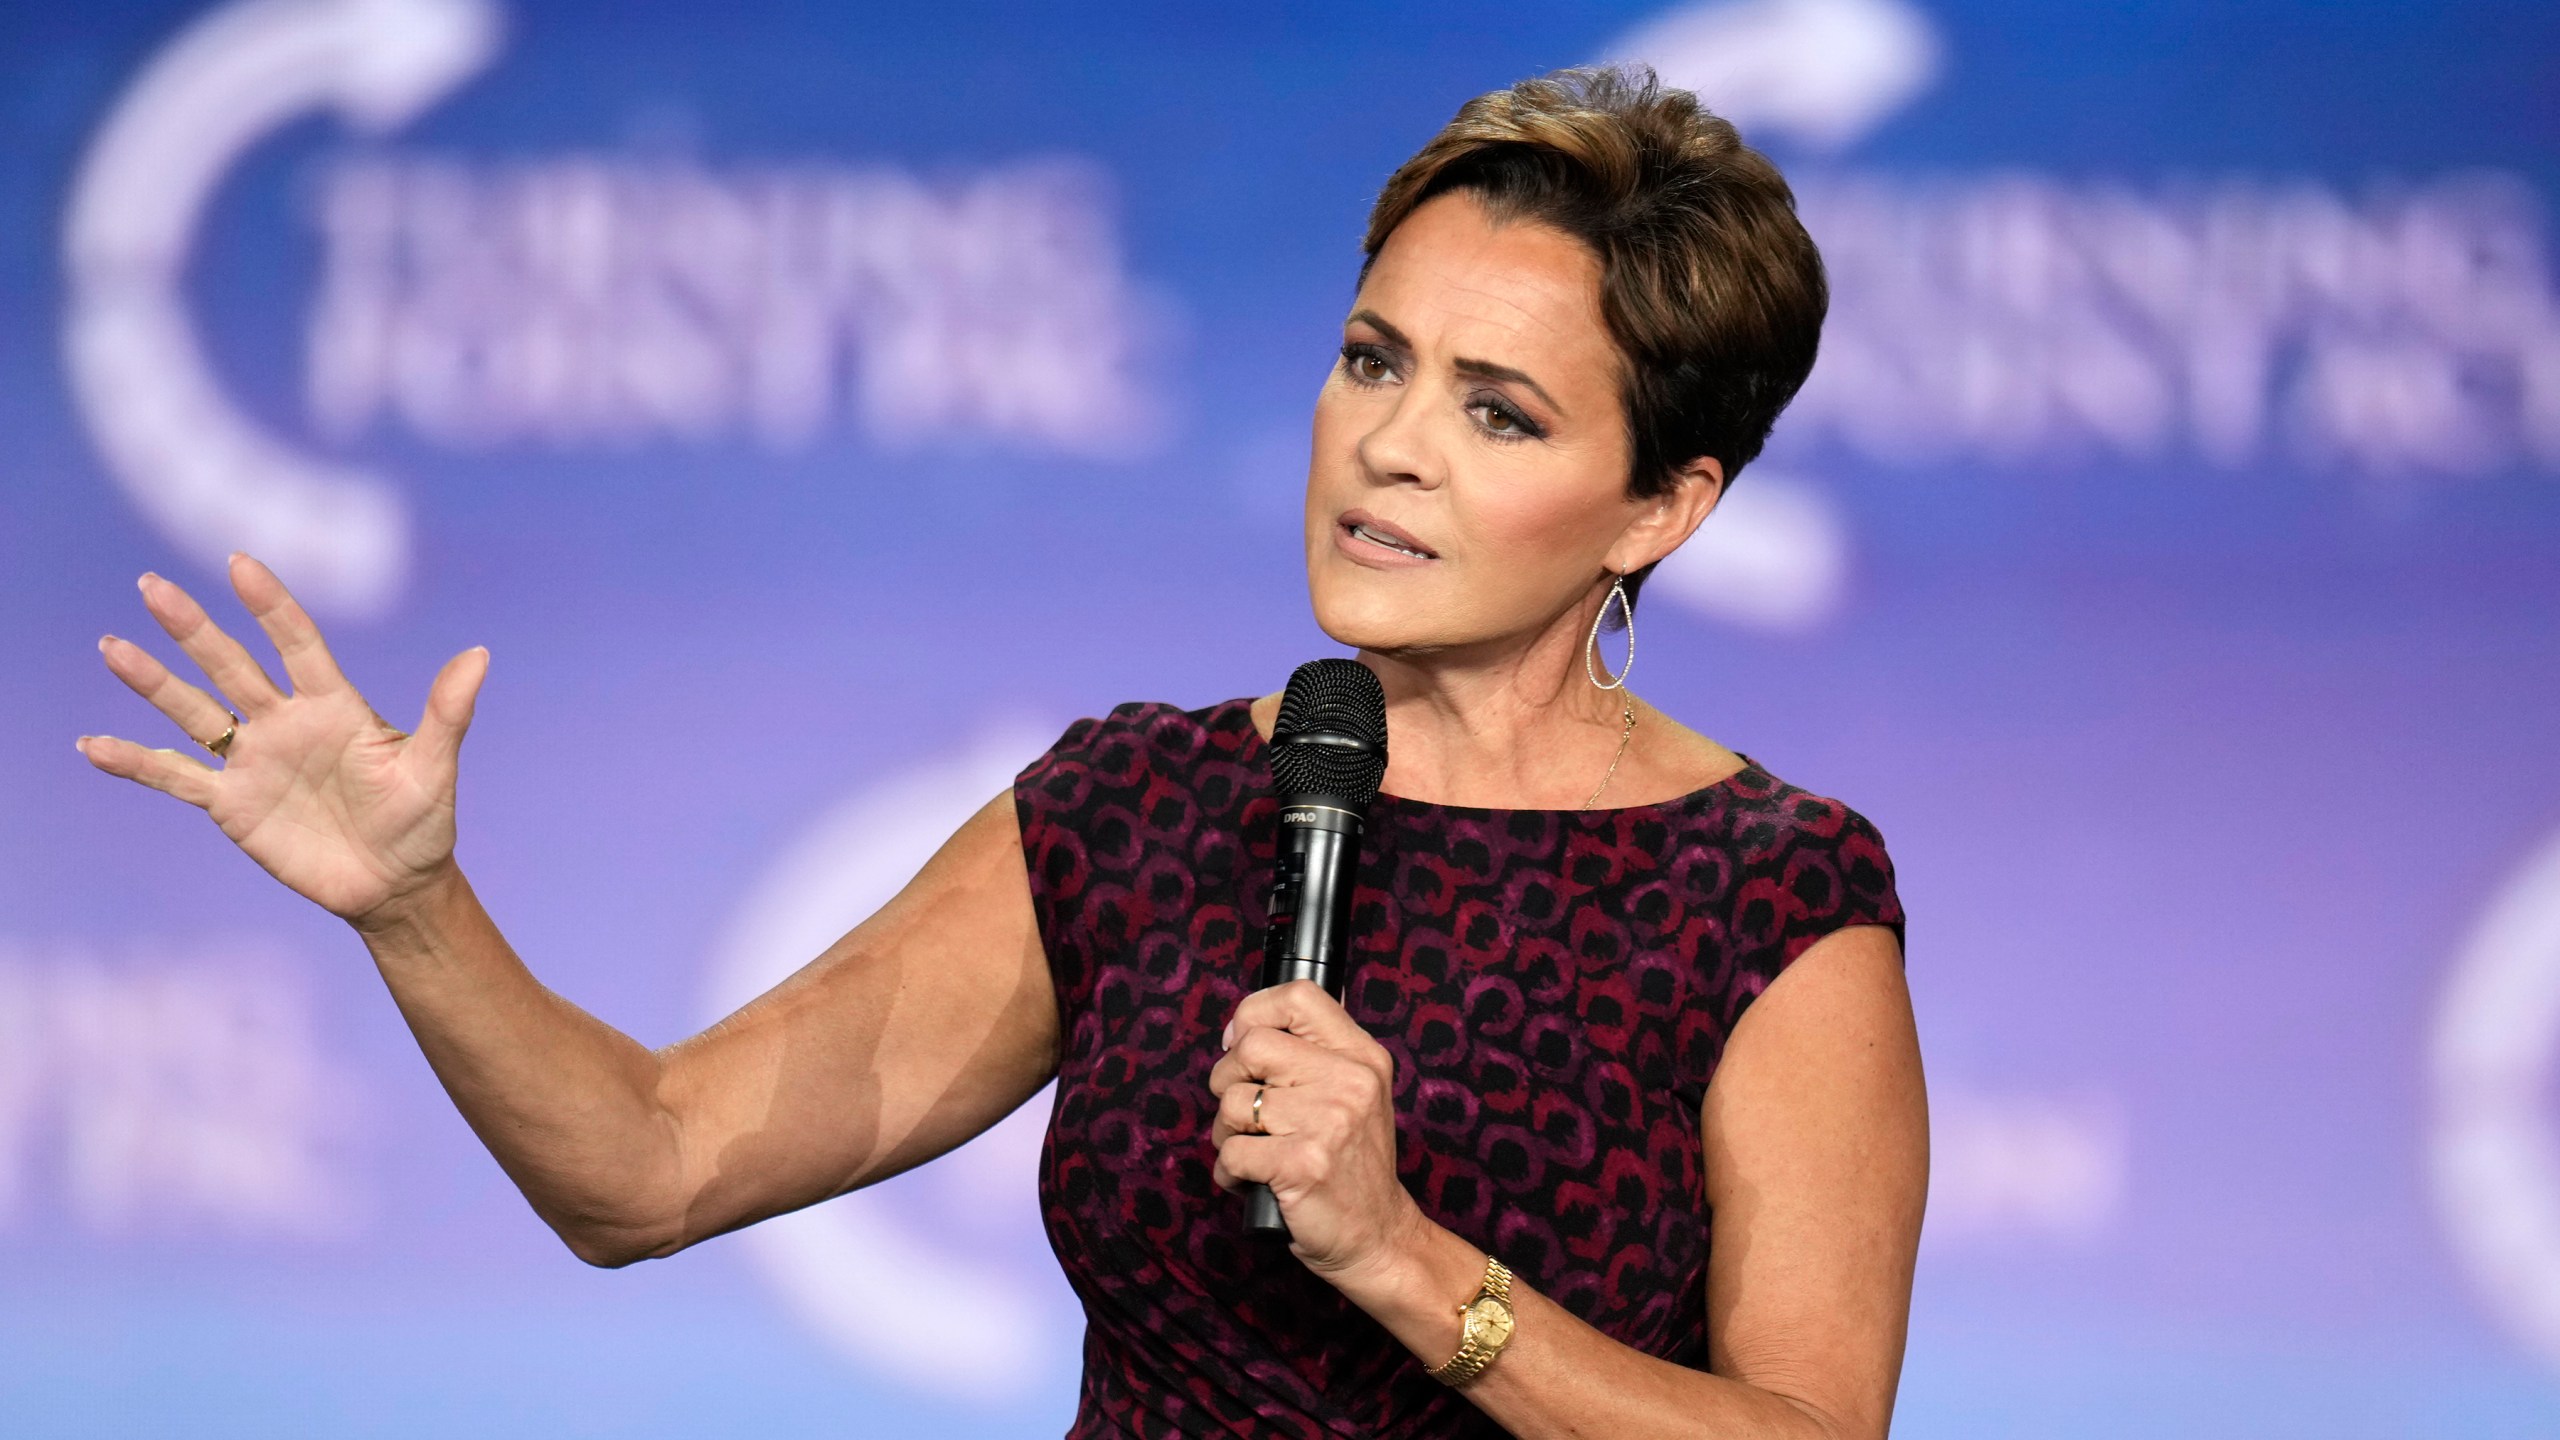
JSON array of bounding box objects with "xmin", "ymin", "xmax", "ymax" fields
[
  {"xmin": 80, "ymin": 555, "xmax": 1058, "ymax": 1267},
  {"xmin": 1212, "ymin": 924, "xmax": 1925, "ymax": 1438},
  {"xmin": 354, "ymin": 795, "xmax": 1055, "ymax": 1265}
]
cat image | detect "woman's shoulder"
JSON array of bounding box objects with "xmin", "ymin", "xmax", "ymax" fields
[
  {"xmin": 1685, "ymin": 760, "xmax": 1903, "ymax": 954},
  {"xmin": 1027, "ymin": 697, "xmax": 1258, "ymax": 768},
  {"xmin": 1710, "ymin": 760, "xmax": 1893, "ymax": 857},
  {"xmin": 1015, "ymin": 697, "xmax": 1261, "ymax": 815}
]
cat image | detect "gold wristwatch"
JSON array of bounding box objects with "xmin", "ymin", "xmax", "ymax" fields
[{"xmin": 1427, "ymin": 1255, "xmax": 1515, "ymax": 1386}]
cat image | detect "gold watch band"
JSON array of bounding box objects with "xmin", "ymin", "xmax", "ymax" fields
[{"xmin": 1427, "ymin": 1255, "xmax": 1515, "ymax": 1386}]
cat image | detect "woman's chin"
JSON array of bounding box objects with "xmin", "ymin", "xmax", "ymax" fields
[
  {"xmin": 1309, "ymin": 567, "xmax": 1517, "ymax": 656},
  {"xmin": 1308, "ymin": 602, "xmax": 1398, "ymax": 656},
  {"xmin": 1310, "ymin": 603, "xmax": 1457, "ymax": 658}
]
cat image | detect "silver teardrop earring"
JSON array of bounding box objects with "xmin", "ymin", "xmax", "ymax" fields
[
  {"xmin": 1581, "ymin": 574, "xmax": 1638, "ymax": 808},
  {"xmin": 1585, "ymin": 573, "xmax": 1634, "ymax": 691}
]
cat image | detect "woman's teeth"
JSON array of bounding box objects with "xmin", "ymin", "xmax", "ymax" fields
[{"xmin": 1352, "ymin": 523, "xmax": 1430, "ymax": 558}]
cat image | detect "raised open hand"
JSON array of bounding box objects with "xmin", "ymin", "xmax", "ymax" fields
[{"xmin": 78, "ymin": 553, "xmax": 489, "ymax": 928}]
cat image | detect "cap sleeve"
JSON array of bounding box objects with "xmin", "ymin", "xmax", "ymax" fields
[
  {"xmin": 1776, "ymin": 802, "xmax": 1904, "ymax": 968},
  {"xmin": 1708, "ymin": 793, "xmax": 1906, "ymax": 1070},
  {"xmin": 1012, "ymin": 703, "xmax": 1179, "ymax": 1010}
]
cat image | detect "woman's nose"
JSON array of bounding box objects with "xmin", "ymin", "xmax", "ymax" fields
[{"xmin": 1355, "ymin": 392, "xmax": 1442, "ymax": 490}]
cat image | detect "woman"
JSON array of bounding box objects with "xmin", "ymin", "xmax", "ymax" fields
[{"xmin": 78, "ymin": 67, "xmax": 1923, "ymax": 1439}]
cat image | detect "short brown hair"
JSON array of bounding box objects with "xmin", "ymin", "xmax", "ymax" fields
[{"xmin": 1363, "ymin": 66, "xmax": 1827, "ymax": 608}]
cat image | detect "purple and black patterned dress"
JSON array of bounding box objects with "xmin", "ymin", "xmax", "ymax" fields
[{"xmin": 1013, "ymin": 698, "xmax": 1903, "ymax": 1438}]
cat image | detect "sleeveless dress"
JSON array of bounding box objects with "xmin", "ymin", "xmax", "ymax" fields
[{"xmin": 1013, "ymin": 698, "xmax": 1904, "ymax": 1439}]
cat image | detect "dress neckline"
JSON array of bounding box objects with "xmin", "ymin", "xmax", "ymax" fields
[{"xmin": 1216, "ymin": 696, "xmax": 1764, "ymax": 819}]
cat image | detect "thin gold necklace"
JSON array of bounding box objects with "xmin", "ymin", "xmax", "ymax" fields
[{"xmin": 1581, "ymin": 694, "xmax": 1638, "ymax": 809}]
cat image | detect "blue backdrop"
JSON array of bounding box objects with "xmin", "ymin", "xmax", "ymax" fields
[{"xmin": 6, "ymin": 1, "xmax": 2560, "ymax": 1435}]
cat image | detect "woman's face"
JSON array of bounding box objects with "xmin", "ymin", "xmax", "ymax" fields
[{"xmin": 1304, "ymin": 188, "xmax": 1712, "ymax": 659}]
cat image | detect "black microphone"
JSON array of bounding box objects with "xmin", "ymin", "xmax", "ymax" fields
[{"xmin": 1245, "ymin": 658, "xmax": 1389, "ymax": 1238}]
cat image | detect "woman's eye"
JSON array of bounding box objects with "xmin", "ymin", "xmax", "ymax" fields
[
  {"xmin": 1472, "ymin": 400, "xmax": 1537, "ymax": 438},
  {"xmin": 1346, "ymin": 349, "xmax": 1391, "ymax": 382}
]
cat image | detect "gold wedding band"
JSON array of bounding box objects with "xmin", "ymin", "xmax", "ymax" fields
[
  {"xmin": 200, "ymin": 712, "xmax": 240, "ymax": 758},
  {"xmin": 1251, "ymin": 1085, "xmax": 1268, "ymax": 1134}
]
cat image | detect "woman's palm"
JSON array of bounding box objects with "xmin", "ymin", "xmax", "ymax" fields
[
  {"xmin": 210, "ymin": 685, "xmax": 455, "ymax": 917},
  {"xmin": 80, "ymin": 554, "xmax": 488, "ymax": 924}
]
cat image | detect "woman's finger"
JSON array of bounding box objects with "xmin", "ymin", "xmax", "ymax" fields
[
  {"xmin": 137, "ymin": 571, "xmax": 286, "ymax": 716},
  {"xmin": 408, "ymin": 645, "xmax": 490, "ymax": 770},
  {"xmin": 97, "ymin": 634, "xmax": 240, "ymax": 752},
  {"xmin": 1223, "ymin": 979, "xmax": 1384, "ymax": 1062},
  {"xmin": 1210, "ymin": 1077, "xmax": 1293, "ymax": 1146},
  {"xmin": 1207, "ymin": 1025, "xmax": 1332, "ymax": 1097},
  {"xmin": 229, "ymin": 553, "xmax": 350, "ymax": 698},
  {"xmin": 76, "ymin": 734, "xmax": 220, "ymax": 809},
  {"xmin": 1211, "ymin": 1133, "xmax": 1285, "ymax": 1194}
]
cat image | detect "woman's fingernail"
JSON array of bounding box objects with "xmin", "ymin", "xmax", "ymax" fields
[{"xmin": 1221, "ymin": 1022, "xmax": 1234, "ymax": 1049}]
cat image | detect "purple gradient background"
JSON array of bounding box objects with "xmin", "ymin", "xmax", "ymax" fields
[{"xmin": 4, "ymin": 1, "xmax": 2559, "ymax": 1435}]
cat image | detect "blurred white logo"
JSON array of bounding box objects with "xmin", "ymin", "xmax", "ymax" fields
[
  {"xmin": 1925, "ymin": 1090, "xmax": 2127, "ymax": 1247},
  {"xmin": 303, "ymin": 154, "xmax": 1165, "ymax": 458},
  {"xmin": 702, "ymin": 725, "xmax": 1079, "ymax": 1405},
  {"xmin": 0, "ymin": 941, "xmax": 362, "ymax": 1237},
  {"xmin": 1604, "ymin": 0, "xmax": 1943, "ymax": 153},
  {"xmin": 66, "ymin": 0, "xmax": 1168, "ymax": 619},
  {"xmin": 1609, "ymin": 0, "xmax": 2560, "ymax": 638},
  {"xmin": 2431, "ymin": 829, "xmax": 2560, "ymax": 1371},
  {"xmin": 1649, "ymin": 472, "xmax": 1848, "ymax": 632},
  {"xmin": 61, "ymin": 0, "xmax": 503, "ymax": 619},
  {"xmin": 1790, "ymin": 172, "xmax": 2560, "ymax": 478}
]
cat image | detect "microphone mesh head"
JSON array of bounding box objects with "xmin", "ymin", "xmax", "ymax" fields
[{"xmin": 1270, "ymin": 658, "xmax": 1389, "ymax": 807}]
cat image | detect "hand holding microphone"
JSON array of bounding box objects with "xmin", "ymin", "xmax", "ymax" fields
[{"xmin": 1209, "ymin": 977, "xmax": 1422, "ymax": 1276}]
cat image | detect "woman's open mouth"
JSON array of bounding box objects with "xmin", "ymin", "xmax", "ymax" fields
[{"xmin": 1339, "ymin": 512, "xmax": 1439, "ymax": 561}]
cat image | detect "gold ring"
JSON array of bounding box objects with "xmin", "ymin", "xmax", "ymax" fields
[
  {"xmin": 200, "ymin": 712, "xmax": 240, "ymax": 758},
  {"xmin": 1251, "ymin": 1085, "xmax": 1268, "ymax": 1134}
]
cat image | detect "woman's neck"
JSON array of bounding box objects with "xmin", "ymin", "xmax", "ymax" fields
[{"xmin": 1248, "ymin": 610, "xmax": 1744, "ymax": 810}]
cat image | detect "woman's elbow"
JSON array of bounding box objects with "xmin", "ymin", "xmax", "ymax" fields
[
  {"xmin": 560, "ymin": 1233, "xmax": 651, "ymax": 1269},
  {"xmin": 544, "ymin": 1206, "xmax": 688, "ymax": 1269}
]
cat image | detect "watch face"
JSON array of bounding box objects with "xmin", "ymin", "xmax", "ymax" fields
[{"xmin": 1468, "ymin": 1299, "xmax": 1515, "ymax": 1348}]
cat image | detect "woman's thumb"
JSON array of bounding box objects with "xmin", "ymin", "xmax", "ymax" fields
[{"xmin": 410, "ymin": 646, "xmax": 490, "ymax": 766}]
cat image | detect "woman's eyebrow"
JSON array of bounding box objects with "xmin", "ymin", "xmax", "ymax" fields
[
  {"xmin": 1451, "ymin": 356, "xmax": 1562, "ymax": 415},
  {"xmin": 1346, "ymin": 308, "xmax": 1412, "ymax": 349},
  {"xmin": 1347, "ymin": 308, "xmax": 1566, "ymax": 415}
]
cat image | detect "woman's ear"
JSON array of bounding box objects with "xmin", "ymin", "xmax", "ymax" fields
[{"xmin": 1608, "ymin": 455, "xmax": 1726, "ymax": 574}]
